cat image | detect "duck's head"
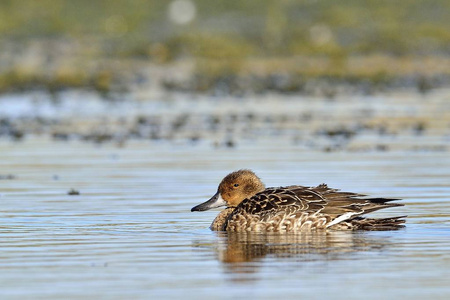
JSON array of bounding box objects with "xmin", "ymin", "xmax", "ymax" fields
[{"xmin": 191, "ymin": 169, "xmax": 265, "ymax": 212}]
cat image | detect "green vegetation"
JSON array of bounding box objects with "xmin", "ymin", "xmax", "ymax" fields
[{"xmin": 1, "ymin": 0, "xmax": 450, "ymax": 93}]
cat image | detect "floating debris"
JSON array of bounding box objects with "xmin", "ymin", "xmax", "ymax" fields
[
  {"xmin": 52, "ymin": 132, "xmax": 70, "ymax": 141},
  {"xmin": 376, "ymin": 144, "xmax": 389, "ymax": 152},
  {"xmin": 225, "ymin": 139, "xmax": 235, "ymax": 148},
  {"xmin": 320, "ymin": 127, "xmax": 356, "ymax": 139},
  {"xmin": 0, "ymin": 174, "xmax": 16, "ymax": 180},
  {"xmin": 67, "ymin": 189, "xmax": 80, "ymax": 195},
  {"xmin": 413, "ymin": 122, "xmax": 426, "ymax": 135},
  {"xmin": 0, "ymin": 90, "xmax": 448, "ymax": 153}
]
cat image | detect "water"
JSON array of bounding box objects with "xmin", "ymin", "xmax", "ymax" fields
[{"xmin": 0, "ymin": 137, "xmax": 449, "ymax": 299}]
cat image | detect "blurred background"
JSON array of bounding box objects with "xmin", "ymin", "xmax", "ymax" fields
[
  {"xmin": 1, "ymin": 0, "xmax": 450, "ymax": 95},
  {"xmin": 1, "ymin": 0, "xmax": 449, "ymax": 149}
]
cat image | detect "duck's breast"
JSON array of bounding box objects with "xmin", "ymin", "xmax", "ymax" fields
[{"xmin": 226, "ymin": 210, "xmax": 330, "ymax": 232}]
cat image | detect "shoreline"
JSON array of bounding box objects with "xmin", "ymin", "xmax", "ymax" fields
[
  {"xmin": 1, "ymin": 37, "xmax": 450, "ymax": 96},
  {"xmin": 1, "ymin": 88, "xmax": 448, "ymax": 152},
  {"xmin": 2, "ymin": 55, "xmax": 450, "ymax": 96}
]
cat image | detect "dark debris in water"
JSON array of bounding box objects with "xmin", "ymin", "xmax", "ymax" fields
[
  {"xmin": 67, "ymin": 189, "xmax": 80, "ymax": 195},
  {"xmin": 319, "ymin": 127, "xmax": 357, "ymax": 139},
  {"xmin": 0, "ymin": 174, "xmax": 16, "ymax": 180},
  {"xmin": 0, "ymin": 118, "xmax": 25, "ymax": 141},
  {"xmin": 413, "ymin": 122, "xmax": 427, "ymax": 135},
  {"xmin": 0, "ymin": 96, "xmax": 448, "ymax": 153}
]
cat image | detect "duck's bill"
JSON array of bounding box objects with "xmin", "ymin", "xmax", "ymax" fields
[{"xmin": 191, "ymin": 192, "xmax": 226, "ymax": 212}]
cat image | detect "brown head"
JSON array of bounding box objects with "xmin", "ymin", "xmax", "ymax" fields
[{"xmin": 191, "ymin": 169, "xmax": 265, "ymax": 212}]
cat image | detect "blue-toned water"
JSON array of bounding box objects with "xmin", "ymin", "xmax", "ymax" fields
[{"xmin": 0, "ymin": 137, "xmax": 449, "ymax": 299}]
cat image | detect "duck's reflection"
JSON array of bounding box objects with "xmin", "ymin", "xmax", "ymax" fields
[{"xmin": 197, "ymin": 231, "xmax": 395, "ymax": 275}]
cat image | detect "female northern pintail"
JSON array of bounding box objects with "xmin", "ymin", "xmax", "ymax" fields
[{"xmin": 191, "ymin": 170, "xmax": 405, "ymax": 232}]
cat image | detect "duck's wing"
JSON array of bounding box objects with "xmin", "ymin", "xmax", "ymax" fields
[
  {"xmin": 309, "ymin": 184, "xmax": 403, "ymax": 217},
  {"xmin": 232, "ymin": 186, "xmax": 328, "ymax": 220},
  {"xmin": 233, "ymin": 184, "xmax": 402, "ymax": 223}
]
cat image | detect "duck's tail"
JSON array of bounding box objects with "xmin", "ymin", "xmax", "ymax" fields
[{"xmin": 348, "ymin": 216, "xmax": 407, "ymax": 231}]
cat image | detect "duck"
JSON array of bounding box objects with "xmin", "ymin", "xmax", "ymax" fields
[{"xmin": 191, "ymin": 169, "xmax": 405, "ymax": 232}]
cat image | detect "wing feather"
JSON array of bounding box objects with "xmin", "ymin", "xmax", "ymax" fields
[{"xmin": 226, "ymin": 184, "xmax": 403, "ymax": 228}]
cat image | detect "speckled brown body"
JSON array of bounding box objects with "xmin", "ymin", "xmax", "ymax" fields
[
  {"xmin": 210, "ymin": 208, "xmax": 235, "ymax": 231},
  {"xmin": 192, "ymin": 170, "xmax": 405, "ymax": 232}
]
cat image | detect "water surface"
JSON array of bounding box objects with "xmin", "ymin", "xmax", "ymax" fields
[{"xmin": 0, "ymin": 138, "xmax": 449, "ymax": 299}]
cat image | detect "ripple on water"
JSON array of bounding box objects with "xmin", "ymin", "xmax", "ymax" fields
[{"xmin": 0, "ymin": 138, "xmax": 449, "ymax": 299}]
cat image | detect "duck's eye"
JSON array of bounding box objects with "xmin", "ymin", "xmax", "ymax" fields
[{"xmin": 233, "ymin": 183, "xmax": 239, "ymax": 187}]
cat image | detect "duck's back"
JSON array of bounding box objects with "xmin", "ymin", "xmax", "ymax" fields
[{"xmin": 216, "ymin": 184, "xmax": 404, "ymax": 232}]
